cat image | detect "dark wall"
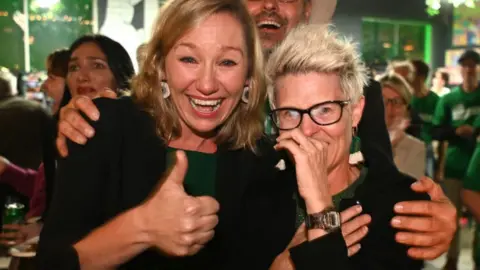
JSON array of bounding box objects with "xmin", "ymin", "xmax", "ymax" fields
[{"xmin": 332, "ymin": 0, "xmax": 453, "ymax": 71}]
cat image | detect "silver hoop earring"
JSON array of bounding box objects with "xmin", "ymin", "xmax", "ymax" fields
[
  {"xmin": 161, "ymin": 81, "xmax": 170, "ymax": 99},
  {"xmin": 241, "ymin": 86, "xmax": 249, "ymax": 104}
]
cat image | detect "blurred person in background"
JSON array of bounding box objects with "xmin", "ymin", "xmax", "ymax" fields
[
  {"xmin": 0, "ymin": 49, "xmax": 70, "ymax": 248},
  {"xmin": 432, "ymin": 70, "xmax": 451, "ymax": 97},
  {"xmin": 410, "ymin": 60, "xmax": 439, "ymax": 179},
  {"xmin": 389, "ymin": 60, "xmax": 415, "ymax": 85},
  {"xmin": 432, "ymin": 49, "xmax": 480, "ymax": 270},
  {"xmin": 0, "ymin": 70, "xmax": 54, "ymax": 228},
  {"xmin": 0, "ymin": 35, "xmax": 134, "ymax": 249},
  {"xmin": 378, "ymin": 72, "xmax": 426, "ymax": 179},
  {"xmin": 461, "ymin": 114, "xmax": 480, "ymax": 270},
  {"xmin": 386, "ymin": 60, "xmax": 423, "ymax": 139},
  {"xmin": 43, "ymin": 49, "xmax": 70, "ymax": 114}
]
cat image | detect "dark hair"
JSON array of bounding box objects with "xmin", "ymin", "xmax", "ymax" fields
[
  {"xmin": 440, "ymin": 71, "xmax": 449, "ymax": 85},
  {"xmin": 68, "ymin": 35, "xmax": 135, "ymax": 91},
  {"xmin": 458, "ymin": 49, "xmax": 480, "ymax": 65},
  {"xmin": 47, "ymin": 49, "xmax": 69, "ymax": 78},
  {"xmin": 411, "ymin": 59, "xmax": 430, "ymax": 79},
  {"xmin": 0, "ymin": 76, "xmax": 12, "ymax": 99}
]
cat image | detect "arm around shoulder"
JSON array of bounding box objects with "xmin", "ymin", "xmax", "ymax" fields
[{"xmin": 36, "ymin": 98, "xmax": 149, "ymax": 269}]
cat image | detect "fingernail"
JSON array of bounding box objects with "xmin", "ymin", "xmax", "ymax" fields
[
  {"xmin": 411, "ymin": 181, "xmax": 420, "ymax": 187},
  {"xmin": 78, "ymin": 137, "xmax": 86, "ymax": 144},
  {"xmin": 392, "ymin": 218, "xmax": 401, "ymax": 225},
  {"xmin": 92, "ymin": 112, "xmax": 99, "ymax": 121},
  {"xmin": 396, "ymin": 233, "xmax": 406, "ymax": 241},
  {"xmin": 356, "ymin": 205, "xmax": 363, "ymax": 213},
  {"xmin": 394, "ymin": 204, "xmax": 403, "ymax": 212},
  {"xmin": 85, "ymin": 128, "xmax": 94, "ymax": 137}
]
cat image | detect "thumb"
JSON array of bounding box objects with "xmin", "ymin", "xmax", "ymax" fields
[
  {"xmin": 411, "ymin": 176, "xmax": 445, "ymax": 201},
  {"xmin": 165, "ymin": 150, "xmax": 189, "ymax": 186}
]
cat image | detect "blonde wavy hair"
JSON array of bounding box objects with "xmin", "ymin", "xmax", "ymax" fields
[
  {"xmin": 266, "ymin": 24, "xmax": 369, "ymax": 109},
  {"xmin": 131, "ymin": 0, "xmax": 266, "ymax": 151}
]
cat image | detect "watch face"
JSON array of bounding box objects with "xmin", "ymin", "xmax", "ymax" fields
[{"xmin": 323, "ymin": 212, "xmax": 341, "ymax": 229}]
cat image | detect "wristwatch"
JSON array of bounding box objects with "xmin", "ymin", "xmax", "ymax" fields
[{"xmin": 305, "ymin": 207, "xmax": 341, "ymax": 232}]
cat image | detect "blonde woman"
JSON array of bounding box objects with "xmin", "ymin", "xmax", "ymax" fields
[
  {"xmin": 378, "ymin": 73, "xmax": 426, "ymax": 179},
  {"xmin": 36, "ymin": 0, "xmax": 371, "ymax": 269},
  {"xmin": 267, "ymin": 25, "xmax": 428, "ymax": 269}
]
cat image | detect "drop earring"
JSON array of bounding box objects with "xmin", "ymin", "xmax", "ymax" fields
[
  {"xmin": 241, "ymin": 86, "xmax": 249, "ymax": 104},
  {"xmin": 161, "ymin": 81, "xmax": 170, "ymax": 99},
  {"xmin": 349, "ymin": 126, "xmax": 364, "ymax": 165}
]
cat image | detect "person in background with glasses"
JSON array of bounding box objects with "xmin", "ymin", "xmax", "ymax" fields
[
  {"xmin": 268, "ymin": 25, "xmax": 428, "ymax": 270},
  {"xmin": 378, "ymin": 72, "xmax": 426, "ymax": 179}
]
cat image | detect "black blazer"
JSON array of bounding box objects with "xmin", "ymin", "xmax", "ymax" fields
[
  {"xmin": 37, "ymin": 97, "xmax": 428, "ymax": 270},
  {"xmin": 36, "ymin": 97, "xmax": 298, "ymax": 270}
]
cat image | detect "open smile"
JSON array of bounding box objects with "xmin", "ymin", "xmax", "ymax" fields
[{"xmin": 189, "ymin": 97, "xmax": 223, "ymax": 116}]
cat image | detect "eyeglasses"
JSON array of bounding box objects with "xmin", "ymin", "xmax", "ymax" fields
[
  {"xmin": 269, "ymin": 100, "xmax": 350, "ymax": 131},
  {"xmin": 383, "ymin": 97, "xmax": 406, "ymax": 108}
]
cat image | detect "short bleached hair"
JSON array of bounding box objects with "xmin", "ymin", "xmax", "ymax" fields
[{"xmin": 266, "ymin": 24, "xmax": 368, "ymax": 109}]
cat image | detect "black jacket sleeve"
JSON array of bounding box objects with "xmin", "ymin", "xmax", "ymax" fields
[
  {"xmin": 289, "ymin": 171, "xmax": 428, "ymax": 270},
  {"xmin": 358, "ymin": 80, "xmax": 394, "ymax": 167},
  {"xmin": 290, "ymin": 230, "xmax": 351, "ymax": 269},
  {"xmin": 36, "ymin": 99, "xmax": 123, "ymax": 270}
]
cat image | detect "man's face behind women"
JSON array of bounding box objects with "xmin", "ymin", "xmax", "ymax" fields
[
  {"xmin": 164, "ymin": 12, "xmax": 249, "ymax": 135},
  {"xmin": 246, "ymin": 0, "xmax": 311, "ymax": 53}
]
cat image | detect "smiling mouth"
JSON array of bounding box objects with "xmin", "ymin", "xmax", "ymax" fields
[
  {"xmin": 257, "ymin": 21, "xmax": 282, "ymax": 30},
  {"xmin": 189, "ymin": 97, "xmax": 223, "ymax": 113}
]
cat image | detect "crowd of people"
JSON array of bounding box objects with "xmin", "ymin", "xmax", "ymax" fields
[{"xmin": 2, "ymin": 0, "xmax": 477, "ymax": 269}]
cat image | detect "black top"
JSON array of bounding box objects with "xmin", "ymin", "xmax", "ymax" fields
[
  {"xmin": 37, "ymin": 97, "xmax": 428, "ymax": 270},
  {"xmin": 358, "ymin": 79, "xmax": 394, "ymax": 168},
  {"xmin": 290, "ymin": 164, "xmax": 429, "ymax": 270}
]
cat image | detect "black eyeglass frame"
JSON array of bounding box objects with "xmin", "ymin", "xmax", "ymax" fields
[{"xmin": 269, "ymin": 100, "xmax": 351, "ymax": 131}]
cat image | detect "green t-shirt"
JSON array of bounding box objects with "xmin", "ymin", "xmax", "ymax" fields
[
  {"xmin": 432, "ymin": 86, "xmax": 480, "ymax": 180},
  {"xmin": 411, "ymin": 91, "xmax": 439, "ymax": 144},
  {"xmin": 166, "ymin": 148, "xmax": 217, "ymax": 197},
  {"xmin": 295, "ymin": 166, "xmax": 368, "ymax": 228},
  {"xmin": 464, "ymin": 116, "xmax": 480, "ymax": 191}
]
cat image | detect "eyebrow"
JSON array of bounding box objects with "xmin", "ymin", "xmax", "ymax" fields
[
  {"xmin": 69, "ymin": 56, "xmax": 107, "ymax": 63},
  {"xmin": 175, "ymin": 42, "xmax": 244, "ymax": 56}
]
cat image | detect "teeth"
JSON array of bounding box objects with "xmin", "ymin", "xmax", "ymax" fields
[
  {"xmin": 190, "ymin": 98, "xmax": 222, "ymax": 106},
  {"xmin": 258, "ymin": 21, "xmax": 281, "ymax": 28},
  {"xmin": 189, "ymin": 98, "xmax": 222, "ymax": 113}
]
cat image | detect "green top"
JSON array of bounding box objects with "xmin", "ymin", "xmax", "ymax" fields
[
  {"xmin": 295, "ymin": 166, "xmax": 368, "ymax": 228},
  {"xmin": 166, "ymin": 147, "xmax": 217, "ymax": 197},
  {"xmin": 264, "ymin": 100, "xmax": 275, "ymax": 135},
  {"xmin": 432, "ymin": 86, "xmax": 480, "ymax": 180},
  {"xmin": 463, "ymin": 116, "xmax": 480, "ymax": 191},
  {"xmin": 410, "ymin": 91, "xmax": 439, "ymax": 144},
  {"xmin": 164, "ymin": 148, "xmax": 216, "ymax": 270}
]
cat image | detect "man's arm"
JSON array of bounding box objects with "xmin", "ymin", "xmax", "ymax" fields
[{"xmin": 392, "ymin": 177, "xmax": 456, "ymax": 260}]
